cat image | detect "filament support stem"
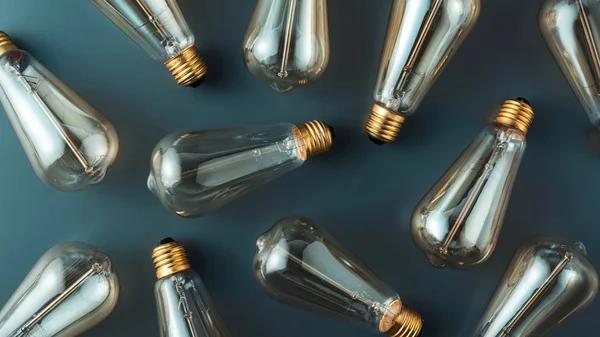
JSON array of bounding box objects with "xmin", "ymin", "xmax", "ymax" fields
[
  {"xmin": 295, "ymin": 120, "xmax": 334, "ymax": 158},
  {"xmin": 152, "ymin": 238, "xmax": 192, "ymax": 279},
  {"xmin": 365, "ymin": 104, "xmax": 405, "ymax": 144},
  {"xmin": 165, "ymin": 46, "xmax": 207, "ymax": 87},
  {"xmin": 279, "ymin": 0, "xmax": 298, "ymax": 78}
]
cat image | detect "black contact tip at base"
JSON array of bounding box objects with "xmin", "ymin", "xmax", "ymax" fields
[
  {"xmin": 189, "ymin": 76, "xmax": 206, "ymax": 88},
  {"xmin": 516, "ymin": 97, "xmax": 531, "ymax": 106},
  {"xmin": 157, "ymin": 237, "xmax": 176, "ymax": 246},
  {"xmin": 368, "ymin": 135, "xmax": 386, "ymax": 146},
  {"xmin": 328, "ymin": 126, "xmax": 336, "ymax": 140}
]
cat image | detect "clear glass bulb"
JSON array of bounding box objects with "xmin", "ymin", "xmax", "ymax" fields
[
  {"xmin": 411, "ymin": 99, "xmax": 533, "ymax": 269},
  {"xmin": 0, "ymin": 242, "xmax": 119, "ymax": 337},
  {"xmin": 365, "ymin": 0, "xmax": 480, "ymax": 144},
  {"xmin": 540, "ymin": 0, "xmax": 600, "ymax": 128},
  {"xmin": 243, "ymin": 0, "xmax": 330, "ymax": 92},
  {"xmin": 147, "ymin": 120, "xmax": 334, "ymax": 218},
  {"xmin": 472, "ymin": 238, "xmax": 598, "ymax": 337},
  {"xmin": 89, "ymin": 0, "xmax": 207, "ymax": 87},
  {"xmin": 0, "ymin": 33, "xmax": 120, "ymax": 192},
  {"xmin": 254, "ymin": 217, "xmax": 423, "ymax": 336},
  {"xmin": 152, "ymin": 239, "xmax": 230, "ymax": 337}
]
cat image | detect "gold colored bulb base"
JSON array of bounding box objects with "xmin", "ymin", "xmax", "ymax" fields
[
  {"xmin": 296, "ymin": 120, "xmax": 334, "ymax": 158},
  {"xmin": 152, "ymin": 238, "xmax": 191, "ymax": 279},
  {"xmin": 494, "ymin": 98, "xmax": 534, "ymax": 134},
  {"xmin": 386, "ymin": 306, "xmax": 423, "ymax": 337},
  {"xmin": 365, "ymin": 104, "xmax": 405, "ymax": 144},
  {"xmin": 0, "ymin": 31, "xmax": 18, "ymax": 56},
  {"xmin": 164, "ymin": 45, "xmax": 207, "ymax": 87}
]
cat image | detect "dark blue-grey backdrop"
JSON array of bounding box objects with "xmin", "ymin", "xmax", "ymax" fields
[{"xmin": 0, "ymin": 0, "xmax": 597, "ymax": 336}]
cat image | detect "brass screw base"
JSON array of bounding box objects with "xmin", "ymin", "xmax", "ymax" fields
[
  {"xmin": 386, "ymin": 306, "xmax": 423, "ymax": 337},
  {"xmin": 494, "ymin": 98, "xmax": 534, "ymax": 134},
  {"xmin": 0, "ymin": 31, "xmax": 18, "ymax": 56},
  {"xmin": 164, "ymin": 45, "xmax": 207, "ymax": 87},
  {"xmin": 365, "ymin": 104, "xmax": 405, "ymax": 144},
  {"xmin": 152, "ymin": 238, "xmax": 191, "ymax": 279},
  {"xmin": 296, "ymin": 120, "xmax": 334, "ymax": 158}
]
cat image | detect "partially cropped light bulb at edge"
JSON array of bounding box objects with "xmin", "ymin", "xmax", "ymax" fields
[
  {"xmin": 0, "ymin": 242, "xmax": 119, "ymax": 337},
  {"xmin": 411, "ymin": 98, "xmax": 533, "ymax": 269},
  {"xmin": 147, "ymin": 120, "xmax": 335, "ymax": 218},
  {"xmin": 90, "ymin": 0, "xmax": 207, "ymax": 87},
  {"xmin": 365, "ymin": 0, "xmax": 480, "ymax": 144},
  {"xmin": 254, "ymin": 217, "xmax": 423, "ymax": 336},
  {"xmin": 0, "ymin": 32, "xmax": 120, "ymax": 192}
]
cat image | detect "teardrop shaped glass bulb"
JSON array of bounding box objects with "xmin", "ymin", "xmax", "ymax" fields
[
  {"xmin": 365, "ymin": 0, "xmax": 480, "ymax": 144},
  {"xmin": 473, "ymin": 237, "xmax": 598, "ymax": 337},
  {"xmin": 254, "ymin": 217, "xmax": 423, "ymax": 336},
  {"xmin": 148, "ymin": 121, "xmax": 334, "ymax": 218},
  {"xmin": 0, "ymin": 33, "xmax": 120, "ymax": 192},
  {"xmin": 411, "ymin": 99, "xmax": 533, "ymax": 269},
  {"xmin": 0, "ymin": 242, "xmax": 119, "ymax": 337},
  {"xmin": 243, "ymin": 0, "xmax": 330, "ymax": 92}
]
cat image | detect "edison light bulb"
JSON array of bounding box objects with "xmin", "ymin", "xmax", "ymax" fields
[
  {"xmin": 254, "ymin": 217, "xmax": 423, "ymax": 336},
  {"xmin": 0, "ymin": 32, "xmax": 120, "ymax": 192},
  {"xmin": 473, "ymin": 238, "xmax": 598, "ymax": 337},
  {"xmin": 90, "ymin": 0, "xmax": 207, "ymax": 87},
  {"xmin": 365, "ymin": 0, "xmax": 480, "ymax": 144},
  {"xmin": 411, "ymin": 98, "xmax": 534, "ymax": 269},
  {"xmin": 147, "ymin": 120, "xmax": 334, "ymax": 218},
  {"xmin": 0, "ymin": 242, "xmax": 119, "ymax": 337},
  {"xmin": 540, "ymin": 0, "xmax": 600, "ymax": 128},
  {"xmin": 243, "ymin": 0, "xmax": 330, "ymax": 92},
  {"xmin": 152, "ymin": 238, "xmax": 230, "ymax": 337}
]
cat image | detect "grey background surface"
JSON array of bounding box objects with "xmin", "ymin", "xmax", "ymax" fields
[{"xmin": 0, "ymin": 0, "xmax": 597, "ymax": 336}]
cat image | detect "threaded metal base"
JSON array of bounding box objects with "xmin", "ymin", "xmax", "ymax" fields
[
  {"xmin": 0, "ymin": 31, "xmax": 18, "ymax": 56},
  {"xmin": 365, "ymin": 104, "xmax": 405, "ymax": 144},
  {"xmin": 387, "ymin": 306, "xmax": 423, "ymax": 337},
  {"xmin": 494, "ymin": 98, "xmax": 534, "ymax": 134},
  {"xmin": 296, "ymin": 120, "xmax": 334, "ymax": 158},
  {"xmin": 164, "ymin": 46, "xmax": 207, "ymax": 87},
  {"xmin": 152, "ymin": 238, "xmax": 191, "ymax": 279}
]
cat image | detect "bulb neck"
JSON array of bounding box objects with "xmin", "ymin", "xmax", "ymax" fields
[
  {"xmin": 152, "ymin": 239, "xmax": 192, "ymax": 279},
  {"xmin": 164, "ymin": 45, "xmax": 207, "ymax": 87},
  {"xmin": 365, "ymin": 104, "xmax": 405, "ymax": 144},
  {"xmin": 0, "ymin": 31, "xmax": 18, "ymax": 56},
  {"xmin": 295, "ymin": 120, "xmax": 334, "ymax": 158},
  {"xmin": 386, "ymin": 306, "xmax": 423, "ymax": 337},
  {"xmin": 493, "ymin": 98, "xmax": 534, "ymax": 134}
]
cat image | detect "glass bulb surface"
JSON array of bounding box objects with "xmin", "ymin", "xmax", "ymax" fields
[
  {"xmin": 0, "ymin": 242, "xmax": 119, "ymax": 337},
  {"xmin": 473, "ymin": 238, "xmax": 598, "ymax": 337},
  {"xmin": 0, "ymin": 48, "xmax": 119, "ymax": 191},
  {"xmin": 243, "ymin": 0, "xmax": 330, "ymax": 92},
  {"xmin": 411, "ymin": 125, "xmax": 526, "ymax": 269},
  {"xmin": 540, "ymin": 0, "xmax": 600, "ymax": 127}
]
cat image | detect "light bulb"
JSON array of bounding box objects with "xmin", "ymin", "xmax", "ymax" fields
[
  {"xmin": 152, "ymin": 238, "xmax": 230, "ymax": 337},
  {"xmin": 147, "ymin": 120, "xmax": 334, "ymax": 218},
  {"xmin": 90, "ymin": 0, "xmax": 207, "ymax": 87},
  {"xmin": 365, "ymin": 0, "xmax": 480, "ymax": 144},
  {"xmin": 472, "ymin": 238, "xmax": 598, "ymax": 337},
  {"xmin": 411, "ymin": 98, "xmax": 534, "ymax": 269},
  {"xmin": 0, "ymin": 242, "xmax": 119, "ymax": 337},
  {"xmin": 254, "ymin": 217, "xmax": 423, "ymax": 337},
  {"xmin": 243, "ymin": 0, "xmax": 330, "ymax": 92},
  {"xmin": 0, "ymin": 32, "xmax": 120, "ymax": 192},
  {"xmin": 540, "ymin": 0, "xmax": 600, "ymax": 128}
]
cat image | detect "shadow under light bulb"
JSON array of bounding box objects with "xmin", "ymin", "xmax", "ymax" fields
[
  {"xmin": 473, "ymin": 238, "xmax": 598, "ymax": 337},
  {"xmin": 147, "ymin": 120, "xmax": 334, "ymax": 218},
  {"xmin": 0, "ymin": 32, "xmax": 120, "ymax": 192},
  {"xmin": 365, "ymin": 0, "xmax": 480, "ymax": 144},
  {"xmin": 254, "ymin": 217, "xmax": 423, "ymax": 337},
  {"xmin": 0, "ymin": 242, "xmax": 119, "ymax": 337},
  {"xmin": 540, "ymin": 0, "xmax": 600, "ymax": 129},
  {"xmin": 411, "ymin": 98, "xmax": 533, "ymax": 269},
  {"xmin": 90, "ymin": 0, "xmax": 207, "ymax": 87},
  {"xmin": 152, "ymin": 238, "xmax": 231, "ymax": 337},
  {"xmin": 243, "ymin": 0, "xmax": 330, "ymax": 92}
]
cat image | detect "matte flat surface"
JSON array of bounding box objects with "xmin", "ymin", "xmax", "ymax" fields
[{"xmin": 0, "ymin": 1, "xmax": 597, "ymax": 336}]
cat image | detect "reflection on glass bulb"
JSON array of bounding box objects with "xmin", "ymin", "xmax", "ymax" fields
[
  {"xmin": 90, "ymin": 0, "xmax": 207, "ymax": 87},
  {"xmin": 472, "ymin": 238, "xmax": 598, "ymax": 337},
  {"xmin": 254, "ymin": 217, "xmax": 423, "ymax": 336},
  {"xmin": 365, "ymin": 0, "xmax": 480, "ymax": 144},
  {"xmin": 0, "ymin": 32, "xmax": 120, "ymax": 192},
  {"xmin": 540, "ymin": 0, "xmax": 600, "ymax": 128},
  {"xmin": 147, "ymin": 120, "xmax": 334, "ymax": 218},
  {"xmin": 243, "ymin": 0, "xmax": 330, "ymax": 92},
  {"xmin": 152, "ymin": 238, "xmax": 230, "ymax": 337},
  {"xmin": 411, "ymin": 99, "xmax": 533, "ymax": 269},
  {"xmin": 0, "ymin": 242, "xmax": 119, "ymax": 337}
]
